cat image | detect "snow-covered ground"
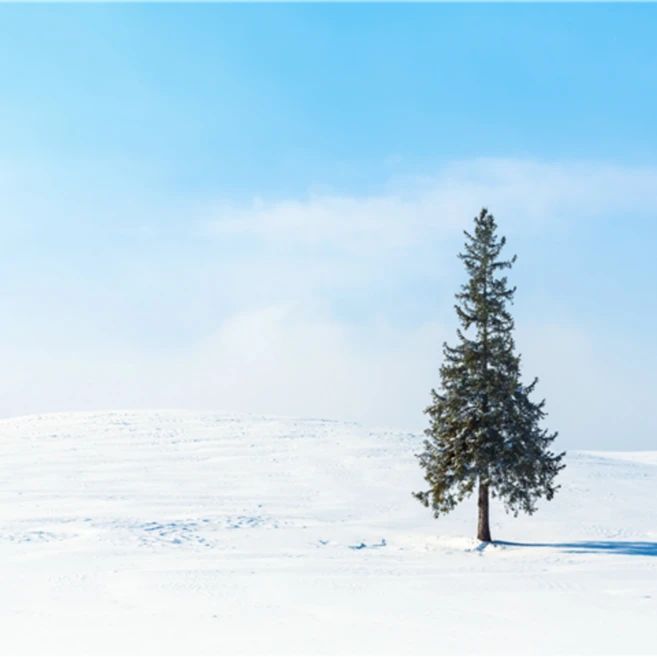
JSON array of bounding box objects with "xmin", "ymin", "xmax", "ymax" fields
[{"xmin": 0, "ymin": 410, "xmax": 655, "ymax": 655}]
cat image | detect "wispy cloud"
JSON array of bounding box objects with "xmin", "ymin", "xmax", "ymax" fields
[
  {"xmin": 1, "ymin": 157, "xmax": 656, "ymax": 449},
  {"xmin": 204, "ymin": 158, "xmax": 657, "ymax": 254}
]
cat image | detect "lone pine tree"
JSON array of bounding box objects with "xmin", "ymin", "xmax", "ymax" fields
[{"xmin": 414, "ymin": 208, "xmax": 565, "ymax": 542}]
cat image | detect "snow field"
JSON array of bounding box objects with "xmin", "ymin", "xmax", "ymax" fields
[{"xmin": 0, "ymin": 410, "xmax": 655, "ymax": 655}]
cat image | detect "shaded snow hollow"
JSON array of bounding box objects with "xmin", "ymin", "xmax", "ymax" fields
[{"xmin": 0, "ymin": 410, "xmax": 655, "ymax": 655}]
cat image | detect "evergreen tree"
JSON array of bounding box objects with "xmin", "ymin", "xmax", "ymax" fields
[{"xmin": 414, "ymin": 208, "xmax": 565, "ymax": 542}]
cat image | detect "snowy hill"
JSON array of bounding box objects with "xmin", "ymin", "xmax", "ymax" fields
[{"xmin": 1, "ymin": 410, "xmax": 655, "ymax": 655}]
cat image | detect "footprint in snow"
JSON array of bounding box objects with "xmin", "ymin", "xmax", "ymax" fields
[{"xmin": 349, "ymin": 538, "xmax": 387, "ymax": 550}]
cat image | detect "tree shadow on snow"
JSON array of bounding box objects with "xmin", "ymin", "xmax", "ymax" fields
[{"xmin": 495, "ymin": 540, "xmax": 657, "ymax": 557}]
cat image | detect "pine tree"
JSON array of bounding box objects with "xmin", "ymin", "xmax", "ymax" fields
[{"xmin": 414, "ymin": 208, "xmax": 565, "ymax": 542}]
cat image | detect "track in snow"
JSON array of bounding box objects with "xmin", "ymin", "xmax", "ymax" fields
[{"xmin": 0, "ymin": 410, "xmax": 655, "ymax": 655}]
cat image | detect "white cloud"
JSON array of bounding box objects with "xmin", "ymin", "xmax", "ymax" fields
[
  {"xmin": 204, "ymin": 158, "xmax": 657, "ymax": 254},
  {"xmin": 0, "ymin": 303, "xmax": 447, "ymax": 431},
  {"xmin": 517, "ymin": 320, "xmax": 657, "ymax": 452},
  {"xmin": 2, "ymin": 300, "xmax": 655, "ymax": 452},
  {"xmin": 1, "ymin": 157, "xmax": 657, "ymax": 449}
]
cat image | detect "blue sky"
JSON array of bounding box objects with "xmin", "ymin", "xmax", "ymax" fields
[{"xmin": 1, "ymin": 4, "xmax": 656, "ymax": 450}]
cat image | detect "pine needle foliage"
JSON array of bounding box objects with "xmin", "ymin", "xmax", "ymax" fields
[{"xmin": 414, "ymin": 208, "xmax": 565, "ymax": 539}]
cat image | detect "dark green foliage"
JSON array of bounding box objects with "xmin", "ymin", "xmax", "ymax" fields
[{"xmin": 414, "ymin": 208, "xmax": 565, "ymax": 531}]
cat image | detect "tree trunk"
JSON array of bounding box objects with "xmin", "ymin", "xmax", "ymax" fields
[{"xmin": 477, "ymin": 480, "xmax": 492, "ymax": 542}]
